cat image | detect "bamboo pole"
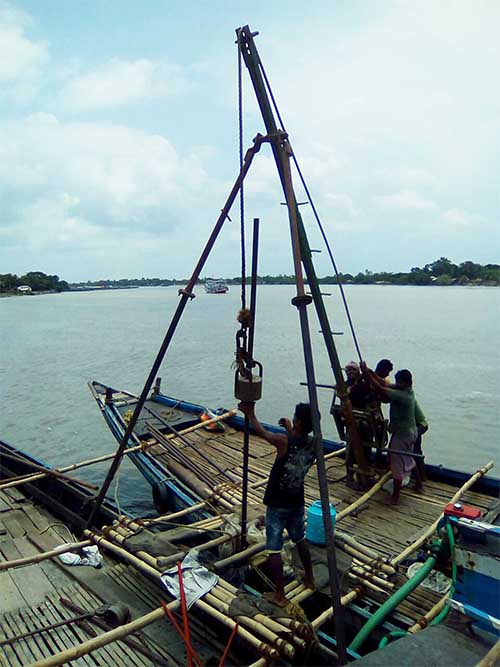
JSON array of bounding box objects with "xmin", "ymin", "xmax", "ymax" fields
[
  {"xmin": 118, "ymin": 510, "xmax": 223, "ymax": 535},
  {"xmin": 347, "ymin": 572, "xmax": 388, "ymax": 596},
  {"xmin": 84, "ymin": 530, "xmax": 163, "ymax": 580},
  {"xmin": 324, "ymin": 447, "xmax": 347, "ymax": 460},
  {"xmin": 336, "ymin": 471, "xmax": 391, "ymax": 522},
  {"xmin": 392, "ymin": 461, "xmax": 494, "ymax": 566},
  {"xmin": 407, "ymin": 592, "xmax": 449, "ymax": 633},
  {"xmin": 216, "ymin": 579, "xmax": 307, "ymax": 644},
  {"xmin": 311, "ymin": 590, "xmax": 360, "ymax": 629},
  {"xmin": 138, "ymin": 500, "xmax": 208, "ymax": 525},
  {"xmin": 213, "ymin": 542, "xmax": 265, "ymax": 570},
  {"xmin": 27, "ymin": 603, "xmax": 179, "ymax": 667},
  {"xmin": 0, "ymin": 539, "xmax": 92, "ymax": 571},
  {"xmin": 97, "ymin": 525, "xmax": 161, "ymax": 570},
  {"xmin": 85, "ymin": 528, "xmax": 278, "ymax": 660},
  {"xmin": 194, "ymin": 597, "xmax": 278, "ymax": 661},
  {"xmin": 340, "ymin": 543, "xmax": 395, "ymax": 578},
  {"xmin": 206, "ymin": 589, "xmax": 295, "ymax": 658},
  {"xmin": 475, "ymin": 640, "xmax": 500, "ymax": 667},
  {"xmin": 335, "ymin": 531, "xmax": 395, "ymax": 575},
  {"xmin": 350, "ymin": 565, "xmax": 394, "ymax": 591},
  {"xmin": 0, "ymin": 410, "xmax": 236, "ymax": 491},
  {"xmin": 156, "ymin": 534, "xmax": 232, "ymax": 569}
]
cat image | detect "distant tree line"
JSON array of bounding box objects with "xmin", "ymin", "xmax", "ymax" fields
[
  {"xmin": 0, "ymin": 271, "xmax": 69, "ymax": 293},
  {"xmin": 2, "ymin": 259, "xmax": 498, "ymax": 294},
  {"xmin": 70, "ymin": 258, "xmax": 499, "ymax": 288},
  {"xmin": 317, "ymin": 257, "xmax": 500, "ymax": 286}
]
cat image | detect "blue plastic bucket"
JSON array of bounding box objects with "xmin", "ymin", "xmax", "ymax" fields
[{"xmin": 305, "ymin": 500, "xmax": 336, "ymax": 546}]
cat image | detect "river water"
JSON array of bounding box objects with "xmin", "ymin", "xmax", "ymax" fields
[{"xmin": 1, "ymin": 285, "xmax": 499, "ymax": 513}]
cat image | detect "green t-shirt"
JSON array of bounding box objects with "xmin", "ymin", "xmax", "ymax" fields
[
  {"xmin": 385, "ymin": 387, "xmax": 416, "ymax": 433},
  {"xmin": 414, "ymin": 400, "xmax": 427, "ymax": 429}
]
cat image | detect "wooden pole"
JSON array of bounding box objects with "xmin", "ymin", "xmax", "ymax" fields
[
  {"xmin": 0, "ymin": 539, "xmax": 92, "ymax": 571},
  {"xmin": 336, "ymin": 471, "xmax": 391, "ymax": 522},
  {"xmin": 475, "ymin": 640, "xmax": 500, "ymax": 667},
  {"xmin": 0, "ymin": 410, "xmax": 236, "ymax": 492},
  {"xmin": 27, "ymin": 604, "xmax": 178, "ymax": 667},
  {"xmin": 392, "ymin": 461, "xmax": 494, "ymax": 566},
  {"xmin": 86, "ymin": 136, "xmax": 267, "ymax": 530},
  {"xmin": 407, "ymin": 593, "xmax": 449, "ymax": 633}
]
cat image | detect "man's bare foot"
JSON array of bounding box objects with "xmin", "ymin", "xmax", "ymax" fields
[
  {"xmin": 263, "ymin": 591, "xmax": 289, "ymax": 608},
  {"xmin": 384, "ymin": 494, "xmax": 400, "ymax": 505}
]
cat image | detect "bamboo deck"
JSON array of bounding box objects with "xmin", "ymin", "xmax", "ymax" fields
[
  {"xmin": 143, "ymin": 422, "xmax": 495, "ymax": 562},
  {"xmin": 134, "ymin": 420, "xmax": 496, "ymax": 635},
  {"xmin": 1, "ymin": 413, "xmax": 496, "ymax": 666},
  {"xmin": 0, "ymin": 486, "xmax": 218, "ymax": 667}
]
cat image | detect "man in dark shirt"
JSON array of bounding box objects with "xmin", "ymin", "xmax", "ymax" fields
[
  {"xmin": 238, "ymin": 401, "xmax": 316, "ymax": 607},
  {"xmin": 345, "ymin": 361, "xmax": 372, "ymax": 410}
]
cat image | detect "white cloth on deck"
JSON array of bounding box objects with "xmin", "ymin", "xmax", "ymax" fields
[
  {"xmin": 58, "ymin": 544, "xmax": 103, "ymax": 568},
  {"xmin": 160, "ymin": 549, "xmax": 219, "ymax": 609}
]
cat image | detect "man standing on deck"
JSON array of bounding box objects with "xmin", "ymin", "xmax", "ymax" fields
[
  {"xmin": 360, "ymin": 362, "xmax": 423, "ymax": 504},
  {"xmin": 238, "ymin": 401, "xmax": 316, "ymax": 607}
]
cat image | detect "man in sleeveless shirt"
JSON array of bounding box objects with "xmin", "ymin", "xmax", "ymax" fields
[{"xmin": 239, "ymin": 401, "xmax": 316, "ymax": 607}]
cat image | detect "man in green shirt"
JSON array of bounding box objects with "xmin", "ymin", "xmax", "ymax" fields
[{"xmin": 361, "ymin": 363, "xmax": 424, "ymax": 504}]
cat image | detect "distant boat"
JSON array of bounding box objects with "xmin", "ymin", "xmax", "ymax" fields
[{"xmin": 204, "ymin": 278, "xmax": 229, "ymax": 294}]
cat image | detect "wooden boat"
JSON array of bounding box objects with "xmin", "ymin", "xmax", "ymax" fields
[
  {"xmin": 3, "ymin": 432, "xmax": 498, "ymax": 666},
  {"xmin": 88, "ymin": 381, "xmax": 500, "ymax": 657},
  {"xmin": 4, "ymin": 438, "xmax": 343, "ymax": 665},
  {"xmin": 89, "ymin": 379, "xmax": 500, "ymax": 511},
  {"xmin": 0, "ymin": 438, "xmax": 229, "ymax": 667}
]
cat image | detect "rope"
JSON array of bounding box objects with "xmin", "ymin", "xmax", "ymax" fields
[
  {"xmin": 114, "ymin": 465, "xmax": 123, "ymax": 518},
  {"xmin": 258, "ymin": 60, "xmax": 363, "ymax": 361},
  {"xmin": 237, "ymin": 31, "xmax": 246, "ymax": 309}
]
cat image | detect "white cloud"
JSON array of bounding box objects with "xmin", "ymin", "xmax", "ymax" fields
[
  {"xmin": 0, "ymin": 2, "xmax": 48, "ymax": 102},
  {"xmin": 375, "ymin": 167, "xmax": 435, "ymax": 187},
  {"xmin": 442, "ymin": 209, "xmax": 488, "ymax": 227},
  {"xmin": 373, "ymin": 190, "xmax": 437, "ymax": 211},
  {"xmin": 0, "ymin": 113, "xmax": 214, "ymax": 257},
  {"xmin": 60, "ymin": 58, "xmax": 192, "ymax": 112},
  {"xmin": 325, "ymin": 193, "xmax": 359, "ymax": 219}
]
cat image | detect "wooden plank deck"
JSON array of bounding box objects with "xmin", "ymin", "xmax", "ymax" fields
[
  {"xmin": 143, "ymin": 423, "xmax": 495, "ymax": 562},
  {"xmin": 0, "ymin": 488, "xmax": 194, "ymax": 667},
  {"xmin": 1, "ymin": 421, "xmax": 495, "ymax": 666}
]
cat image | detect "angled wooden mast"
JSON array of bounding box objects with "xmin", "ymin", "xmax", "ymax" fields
[{"xmin": 237, "ymin": 24, "xmax": 348, "ymax": 663}]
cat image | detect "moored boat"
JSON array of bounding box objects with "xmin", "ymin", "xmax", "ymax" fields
[{"xmin": 204, "ymin": 279, "xmax": 229, "ymax": 294}]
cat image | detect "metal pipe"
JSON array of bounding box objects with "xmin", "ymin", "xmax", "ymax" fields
[
  {"xmin": 241, "ymin": 218, "xmax": 260, "ymax": 548},
  {"xmin": 237, "ymin": 26, "xmax": 347, "ymax": 663}
]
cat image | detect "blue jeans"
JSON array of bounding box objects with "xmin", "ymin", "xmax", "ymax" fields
[{"xmin": 266, "ymin": 505, "xmax": 305, "ymax": 553}]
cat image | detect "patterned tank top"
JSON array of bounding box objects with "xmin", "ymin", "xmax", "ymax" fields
[{"xmin": 264, "ymin": 434, "xmax": 316, "ymax": 508}]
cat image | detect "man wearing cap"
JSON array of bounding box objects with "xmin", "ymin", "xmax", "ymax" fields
[{"xmin": 345, "ymin": 361, "xmax": 372, "ymax": 410}]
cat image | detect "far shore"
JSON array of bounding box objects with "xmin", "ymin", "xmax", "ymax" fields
[{"xmin": 1, "ymin": 282, "xmax": 498, "ymax": 299}]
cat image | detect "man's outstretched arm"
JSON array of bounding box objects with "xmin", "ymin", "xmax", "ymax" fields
[{"xmin": 238, "ymin": 402, "xmax": 288, "ymax": 454}]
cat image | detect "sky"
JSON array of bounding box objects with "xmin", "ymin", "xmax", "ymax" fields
[{"xmin": 0, "ymin": 0, "xmax": 499, "ymax": 282}]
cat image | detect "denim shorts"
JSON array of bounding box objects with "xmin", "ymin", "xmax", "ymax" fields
[{"xmin": 266, "ymin": 505, "xmax": 305, "ymax": 553}]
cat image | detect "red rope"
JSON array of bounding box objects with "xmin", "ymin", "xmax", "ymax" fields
[{"xmin": 218, "ymin": 621, "xmax": 239, "ymax": 667}]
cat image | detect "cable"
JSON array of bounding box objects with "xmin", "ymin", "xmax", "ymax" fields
[
  {"xmin": 237, "ymin": 31, "xmax": 246, "ymax": 309},
  {"xmin": 258, "ymin": 60, "xmax": 363, "ymax": 361}
]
